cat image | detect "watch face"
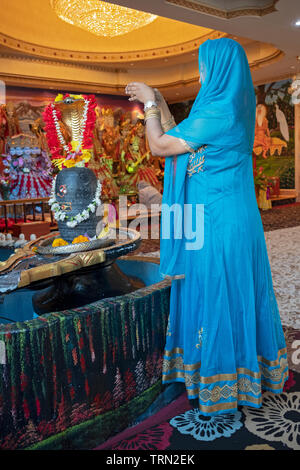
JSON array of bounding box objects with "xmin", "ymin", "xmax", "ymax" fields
[{"xmin": 144, "ymin": 101, "xmax": 157, "ymax": 110}]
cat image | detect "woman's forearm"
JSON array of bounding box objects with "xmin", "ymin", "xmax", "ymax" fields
[
  {"xmin": 124, "ymin": 82, "xmax": 187, "ymax": 156},
  {"xmin": 145, "ymin": 115, "xmax": 188, "ymax": 157},
  {"xmin": 159, "ymin": 100, "xmax": 172, "ymax": 123},
  {"xmin": 154, "ymin": 89, "xmax": 176, "ymax": 130}
]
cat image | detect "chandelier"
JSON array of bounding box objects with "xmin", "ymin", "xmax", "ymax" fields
[{"xmin": 50, "ymin": 0, "xmax": 158, "ymax": 38}]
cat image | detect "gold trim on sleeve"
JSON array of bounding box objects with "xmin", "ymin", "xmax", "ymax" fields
[{"xmin": 179, "ymin": 138, "xmax": 195, "ymax": 153}]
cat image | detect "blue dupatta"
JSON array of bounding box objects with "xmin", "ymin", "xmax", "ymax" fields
[{"xmin": 159, "ymin": 38, "xmax": 256, "ymax": 277}]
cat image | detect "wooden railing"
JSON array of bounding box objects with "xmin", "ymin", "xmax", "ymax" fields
[{"xmin": 0, "ymin": 197, "xmax": 55, "ymax": 233}]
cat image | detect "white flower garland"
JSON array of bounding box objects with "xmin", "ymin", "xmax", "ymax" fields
[
  {"xmin": 49, "ymin": 177, "xmax": 102, "ymax": 228},
  {"xmin": 51, "ymin": 98, "xmax": 89, "ymax": 153}
]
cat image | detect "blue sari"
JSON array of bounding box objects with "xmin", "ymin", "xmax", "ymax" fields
[{"xmin": 160, "ymin": 38, "xmax": 288, "ymax": 415}]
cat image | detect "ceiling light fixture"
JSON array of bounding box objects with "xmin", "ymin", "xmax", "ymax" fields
[{"xmin": 50, "ymin": 0, "xmax": 157, "ymax": 38}]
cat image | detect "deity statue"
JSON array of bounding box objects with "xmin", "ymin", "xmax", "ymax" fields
[
  {"xmin": 88, "ymin": 139, "xmax": 119, "ymax": 200},
  {"xmin": 29, "ymin": 117, "xmax": 49, "ymax": 152},
  {"xmin": 5, "ymin": 102, "xmax": 21, "ymax": 137},
  {"xmin": 98, "ymin": 109, "xmax": 118, "ymax": 157},
  {"xmin": 43, "ymin": 93, "xmax": 104, "ymax": 241},
  {"xmin": 120, "ymin": 120, "xmax": 161, "ymax": 192}
]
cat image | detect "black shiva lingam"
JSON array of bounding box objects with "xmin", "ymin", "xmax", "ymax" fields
[
  {"xmin": 29, "ymin": 165, "xmax": 141, "ymax": 315},
  {"xmin": 51, "ymin": 166, "xmax": 103, "ymax": 242},
  {"xmin": 21, "ymin": 93, "xmax": 143, "ymax": 314}
]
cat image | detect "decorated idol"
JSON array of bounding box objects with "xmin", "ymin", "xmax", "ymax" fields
[{"xmin": 43, "ymin": 93, "xmax": 105, "ymax": 244}]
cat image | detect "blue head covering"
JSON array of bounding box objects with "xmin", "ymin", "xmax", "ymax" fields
[{"xmin": 159, "ymin": 38, "xmax": 256, "ymax": 277}]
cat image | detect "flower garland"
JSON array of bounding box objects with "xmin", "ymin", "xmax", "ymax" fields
[
  {"xmin": 49, "ymin": 176, "xmax": 102, "ymax": 228},
  {"xmin": 43, "ymin": 93, "xmax": 97, "ymax": 170}
]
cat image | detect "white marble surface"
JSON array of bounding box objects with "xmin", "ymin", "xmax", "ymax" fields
[{"xmin": 139, "ymin": 226, "xmax": 300, "ymax": 329}]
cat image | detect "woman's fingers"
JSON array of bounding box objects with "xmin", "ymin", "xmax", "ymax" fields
[
  {"xmin": 125, "ymin": 82, "xmax": 145, "ymax": 94},
  {"xmin": 125, "ymin": 82, "xmax": 154, "ymax": 104}
]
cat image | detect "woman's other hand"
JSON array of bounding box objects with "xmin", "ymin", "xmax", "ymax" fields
[{"xmin": 125, "ymin": 82, "xmax": 155, "ymax": 104}]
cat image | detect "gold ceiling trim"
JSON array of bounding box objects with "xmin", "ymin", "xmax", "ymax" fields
[
  {"xmin": 250, "ymin": 49, "xmax": 285, "ymax": 70},
  {"xmin": 0, "ymin": 47, "xmax": 284, "ymax": 97},
  {"xmin": 0, "ymin": 30, "xmax": 225, "ymax": 64},
  {"xmin": 0, "ymin": 52, "xmax": 128, "ymax": 74},
  {"xmin": 166, "ymin": 0, "xmax": 279, "ymax": 19},
  {"xmin": 0, "ymin": 72, "xmax": 128, "ymax": 95}
]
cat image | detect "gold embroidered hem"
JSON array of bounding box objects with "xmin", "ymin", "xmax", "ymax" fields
[{"xmin": 162, "ymin": 347, "xmax": 289, "ymax": 415}]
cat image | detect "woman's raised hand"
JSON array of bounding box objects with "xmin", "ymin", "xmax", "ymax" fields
[{"xmin": 125, "ymin": 82, "xmax": 155, "ymax": 104}]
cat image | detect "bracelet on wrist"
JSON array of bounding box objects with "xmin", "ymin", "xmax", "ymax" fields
[
  {"xmin": 144, "ymin": 100, "xmax": 158, "ymax": 112},
  {"xmin": 144, "ymin": 107, "xmax": 161, "ymax": 122}
]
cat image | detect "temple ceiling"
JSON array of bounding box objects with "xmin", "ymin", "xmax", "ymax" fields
[{"xmin": 0, "ymin": 0, "xmax": 296, "ymax": 102}]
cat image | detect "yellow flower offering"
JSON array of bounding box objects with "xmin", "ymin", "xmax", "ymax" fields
[
  {"xmin": 72, "ymin": 235, "xmax": 90, "ymax": 244},
  {"xmin": 63, "ymin": 158, "xmax": 77, "ymax": 168},
  {"xmin": 81, "ymin": 149, "xmax": 92, "ymax": 163},
  {"xmin": 54, "ymin": 93, "xmax": 64, "ymax": 102},
  {"xmin": 52, "ymin": 238, "xmax": 69, "ymax": 247}
]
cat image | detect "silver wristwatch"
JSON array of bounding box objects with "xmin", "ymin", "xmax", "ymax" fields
[{"xmin": 144, "ymin": 100, "xmax": 158, "ymax": 111}]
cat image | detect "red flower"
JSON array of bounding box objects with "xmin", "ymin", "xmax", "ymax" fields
[{"xmin": 43, "ymin": 95, "xmax": 97, "ymax": 165}]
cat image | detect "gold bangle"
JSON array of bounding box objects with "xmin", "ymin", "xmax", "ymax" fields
[
  {"xmin": 162, "ymin": 115, "xmax": 176, "ymax": 132},
  {"xmin": 144, "ymin": 107, "xmax": 161, "ymax": 123}
]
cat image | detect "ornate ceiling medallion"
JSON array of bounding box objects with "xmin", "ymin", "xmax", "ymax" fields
[
  {"xmin": 50, "ymin": 0, "xmax": 158, "ymax": 37},
  {"xmin": 165, "ymin": 0, "xmax": 279, "ymax": 19}
]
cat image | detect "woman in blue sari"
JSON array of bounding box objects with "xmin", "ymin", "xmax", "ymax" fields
[{"xmin": 125, "ymin": 38, "xmax": 288, "ymax": 415}]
